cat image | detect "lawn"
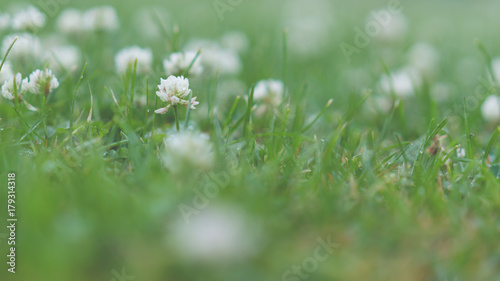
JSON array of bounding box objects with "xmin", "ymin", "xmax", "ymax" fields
[{"xmin": 1, "ymin": 0, "xmax": 500, "ymax": 280}]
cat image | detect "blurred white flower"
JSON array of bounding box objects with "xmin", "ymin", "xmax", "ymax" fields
[
  {"xmin": 162, "ymin": 131, "xmax": 214, "ymax": 173},
  {"xmin": 283, "ymin": 0, "xmax": 335, "ymax": 57},
  {"xmin": 83, "ymin": 6, "xmax": 119, "ymax": 32},
  {"xmin": 185, "ymin": 39, "xmax": 242, "ymax": 75},
  {"xmin": 408, "ymin": 42, "xmax": 439, "ymax": 77},
  {"xmin": 0, "ymin": 61, "xmax": 14, "ymax": 84},
  {"xmin": 43, "ymin": 45, "xmax": 81, "ymax": 72},
  {"xmin": 481, "ymin": 95, "xmax": 500, "ymax": 123},
  {"xmin": 378, "ymin": 67, "xmax": 421, "ymax": 98},
  {"xmin": 370, "ymin": 12, "xmax": 408, "ymax": 43},
  {"xmin": 25, "ymin": 69, "xmax": 59, "ymax": 95},
  {"xmin": 1, "ymin": 33, "xmax": 42, "ymax": 60},
  {"xmin": 220, "ymin": 31, "xmax": 249, "ymax": 54},
  {"xmin": 11, "ymin": 5, "xmax": 46, "ymax": 31},
  {"xmin": 456, "ymin": 148, "xmax": 466, "ymax": 158},
  {"xmin": 1, "ymin": 72, "xmax": 29, "ymax": 100},
  {"xmin": 253, "ymin": 79, "xmax": 284, "ymax": 107},
  {"xmin": 170, "ymin": 205, "xmax": 259, "ymax": 262},
  {"xmin": 56, "ymin": 9, "xmax": 84, "ymax": 34},
  {"xmin": 155, "ymin": 76, "xmax": 198, "ymax": 114},
  {"xmin": 0, "ymin": 13, "xmax": 10, "ymax": 30},
  {"xmin": 114, "ymin": 46, "xmax": 153, "ymax": 75},
  {"xmin": 163, "ymin": 51, "xmax": 203, "ymax": 77}
]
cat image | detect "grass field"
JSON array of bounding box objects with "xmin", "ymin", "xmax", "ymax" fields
[{"xmin": 1, "ymin": 0, "xmax": 500, "ymax": 280}]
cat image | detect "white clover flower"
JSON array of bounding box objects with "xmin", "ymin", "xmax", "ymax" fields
[
  {"xmin": 114, "ymin": 46, "xmax": 153, "ymax": 75},
  {"xmin": 162, "ymin": 131, "xmax": 214, "ymax": 173},
  {"xmin": 378, "ymin": 67, "xmax": 421, "ymax": 98},
  {"xmin": 253, "ymin": 79, "xmax": 285, "ymax": 107},
  {"xmin": 184, "ymin": 39, "xmax": 242, "ymax": 76},
  {"xmin": 163, "ymin": 51, "xmax": 203, "ymax": 77},
  {"xmin": 155, "ymin": 76, "xmax": 199, "ymax": 114},
  {"xmin": 43, "ymin": 45, "xmax": 81, "ymax": 72},
  {"xmin": 170, "ymin": 205, "xmax": 260, "ymax": 262},
  {"xmin": 0, "ymin": 61, "xmax": 14, "ymax": 84},
  {"xmin": 56, "ymin": 9, "xmax": 84, "ymax": 34},
  {"xmin": 82, "ymin": 6, "xmax": 119, "ymax": 32},
  {"xmin": 1, "ymin": 73, "xmax": 29, "ymax": 100},
  {"xmin": 220, "ymin": 31, "xmax": 249, "ymax": 54},
  {"xmin": 25, "ymin": 69, "xmax": 59, "ymax": 96},
  {"xmin": 1, "ymin": 33, "xmax": 42, "ymax": 60},
  {"xmin": 0, "ymin": 13, "xmax": 10, "ymax": 30},
  {"xmin": 370, "ymin": 12, "xmax": 408, "ymax": 43},
  {"xmin": 456, "ymin": 148, "xmax": 466, "ymax": 158},
  {"xmin": 481, "ymin": 95, "xmax": 500, "ymax": 123},
  {"xmin": 11, "ymin": 5, "xmax": 46, "ymax": 31},
  {"xmin": 408, "ymin": 42, "xmax": 439, "ymax": 77}
]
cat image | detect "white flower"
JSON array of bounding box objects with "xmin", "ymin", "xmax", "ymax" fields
[
  {"xmin": 220, "ymin": 31, "xmax": 249, "ymax": 54},
  {"xmin": 369, "ymin": 12, "xmax": 408, "ymax": 42},
  {"xmin": 378, "ymin": 67, "xmax": 421, "ymax": 98},
  {"xmin": 25, "ymin": 69, "xmax": 59, "ymax": 95},
  {"xmin": 1, "ymin": 73, "xmax": 29, "ymax": 100},
  {"xmin": 184, "ymin": 39, "xmax": 242, "ymax": 75},
  {"xmin": 0, "ymin": 13, "xmax": 10, "ymax": 30},
  {"xmin": 481, "ymin": 95, "xmax": 500, "ymax": 123},
  {"xmin": 155, "ymin": 76, "xmax": 199, "ymax": 114},
  {"xmin": 11, "ymin": 5, "xmax": 46, "ymax": 31},
  {"xmin": 408, "ymin": 43, "xmax": 439, "ymax": 77},
  {"xmin": 162, "ymin": 131, "xmax": 214, "ymax": 173},
  {"xmin": 1, "ymin": 33, "xmax": 42, "ymax": 60},
  {"xmin": 456, "ymin": 148, "xmax": 466, "ymax": 158},
  {"xmin": 82, "ymin": 6, "xmax": 119, "ymax": 32},
  {"xmin": 163, "ymin": 51, "xmax": 203, "ymax": 77},
  {"xmin": 56, "ymin": 9, "xmax": 84, "ymax": 34},
  {"xmin": 0, "ymin": 61, "xmax": 14, "ymax": 84},
  {"xmin": 170, "ymin": 205, "xmax": 260, "ymax": 262},
  {"xmin": 43, "ymin": 45, "xmax": 81, "ymax": 72},
  {"xmin": 253, "ymin": 79, "xmax": 285, "ymax": 107},
  {"xmin": 114, "ymin": 46, "xmax": 153, "ymax": 75}
]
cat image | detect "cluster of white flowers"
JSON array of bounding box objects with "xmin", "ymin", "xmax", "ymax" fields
[
  {"xmin": 24, "ymin": 69, "xmax": 60, "ymax": 96},
  {"xmin": 114, "ymin": 46, "xmax": 153, "ymax": 75},
  {"xmin": 162, "ymin": 131, "xmax": 214, "ymax": 173},
  {"xmin": 163, "ymin": 51, "xmax": 203, "ymax": 77},
  {"xmin": 1, "ymin": 33, "xmax": 42, "ymax": 60},
  {"xmin": 11, "ymin": 5, "xmax": 46, "ymax": 31},
  {"xmin": 184, "ymin": 39, "xmax": 242, "ymax": 76},
  {"xmin": 155, "ymin": 76, "xmax": 199, "ymax": 114},
  {"xmin": 170, "ymin": 205, "xmax": 259, "ymax": 262},
  {"xmin": 1, "ymin": 73, "xmax": 28, "ymax": 100},
  {"xmin": 56, "ymin": 6, "xmax": 119, "ymax": 33},
  {"xmin": 253, "ymin": 79, "xmax": 285, "ymax": 107}
]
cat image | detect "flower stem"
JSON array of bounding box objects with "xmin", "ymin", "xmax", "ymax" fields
[{"xmin": 173, "ymin": 105, "xmax": 180, "ymax": 132}]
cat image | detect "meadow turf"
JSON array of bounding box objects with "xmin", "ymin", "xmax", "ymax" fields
[{"xmin": 1, "ymin": 0, "xmax": 500, "ymax": 280}]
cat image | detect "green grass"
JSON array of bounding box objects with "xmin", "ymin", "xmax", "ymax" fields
[{"xmin": 1, "ymin": 1, "xmax": 500, "ymax": 281}]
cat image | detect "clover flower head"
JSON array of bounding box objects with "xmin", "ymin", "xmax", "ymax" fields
[
  {"xmin": 114, "ymin": 46, "xmax": 153, "ymax": 75},
  {"xmin": 481, "ymin": 95, "xmax": 500, "ymax": 123},
  {"xmin": 1, "ymin": 33, "xmax": 42, "ymax": 60},
  {"xmin": 155, "ymin": 76, "xmax": 199, "ymax": 114},
  {"xmin": 1, "ymin": 73, "xmax": 29, "ymax": 100},
  {"xmin": 184, "ymin": 39, "xmax": 242, "ymax": 76},
  {"xmin": 25, "ymin": 69, "xmax": 59, "ymax": 96},
  {"xmin": 57, "ymin": 9, "xmax": 84, "ymax": 34},
  {"xmin": 162, "ymin": 131, "xmax": 215, "ymax": 173},
  {"xmin": 83, "ymin": 6, "xmax": 119, "ymax": 32},
  {"xmin": 253, "ymin": 79, "xmax": 285, "ymax": 107},
  {"xmin": 163, "ymin": 51, "xmax": 203, "ymax": 77},
  {"xmin": 43, "ymin": 45, "xmax": 81, "ymax": 72},
  {"xmin": 12, "ymin": 5, "xmax": 46, "ymax": 31},
  {"xmin": 378, "ymin": 67, "xmax": 421, "ymax": 98}
]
